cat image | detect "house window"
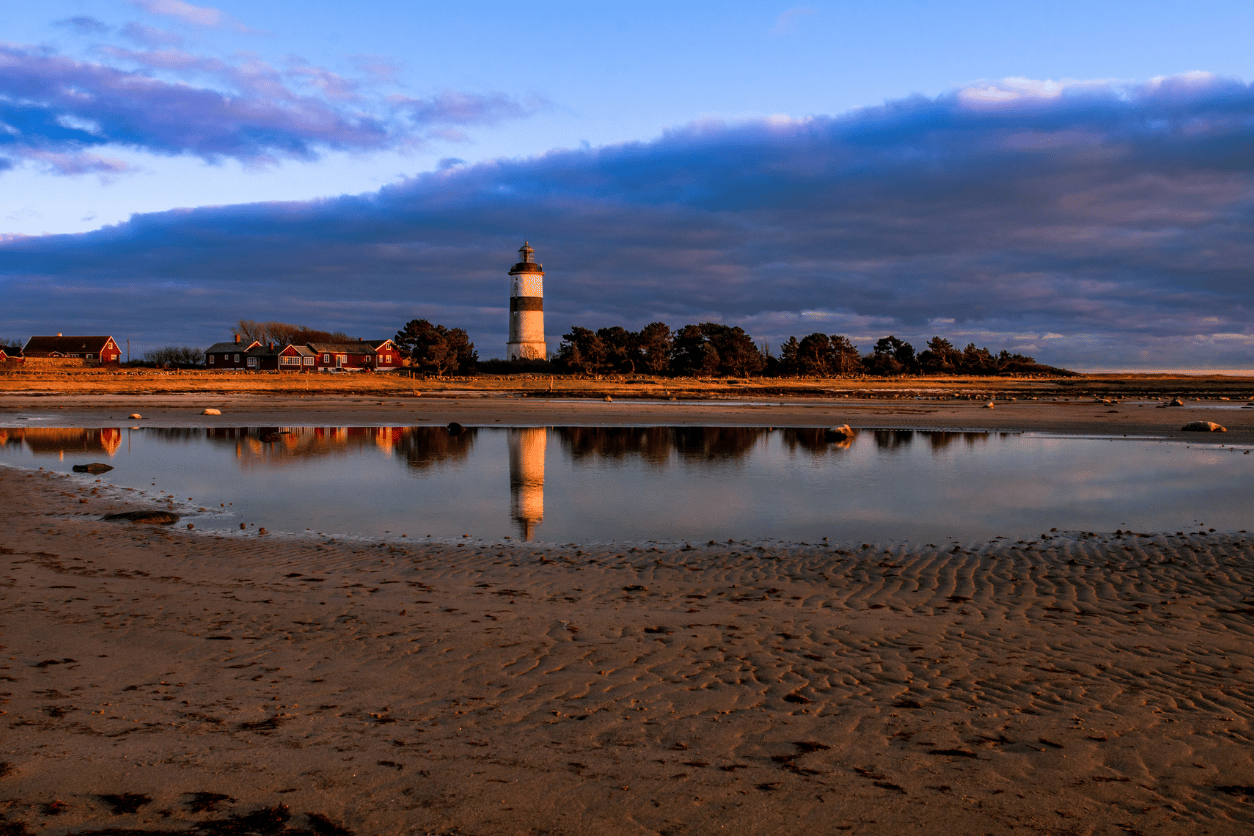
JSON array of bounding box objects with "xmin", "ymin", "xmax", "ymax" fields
[
  {"xmin": 322, "ymin": 354, "xmax": 329, "ymax": 362},
  {"xmin": 304, "ymin": 357, "xmax": 314, "ymax": 366},
  {"xmin": 234, "ymin": 354, "xmax": 240, "ymax": 362},
  {"xmin": 247, "ymin": 357, "xmax": 257, "ymax": 368},
  {"xmin": 209, "ymin": 355, "xmax": 215, "ymax": 365}
]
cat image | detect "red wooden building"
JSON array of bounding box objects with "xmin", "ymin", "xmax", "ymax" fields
[
  {"xmin": 303, "ymin": 340, "xmax": 401, "ymax": 371},
  {"xmin": 204, "ymin": 336, "xmax": 262, "ymax": 369},
  {"xmin": 22, "ymin": 335, "xmax": 121, "ymax": 364},
  {"xmin": 209, "ymin": 337, "xmax": 401, "ymax": 372}
]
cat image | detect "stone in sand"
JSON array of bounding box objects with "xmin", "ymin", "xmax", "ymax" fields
[
  {"xmin": 1181, "ymin": 421, "xmax": 1227, "ymax": 432},
  {"xmin": 102, "ymin": 510, "xmax": 180, "ymax": 525},
  {"xmin": 128, "ymin": 413, "xmax": 142, "ymax": 419},
  {"xmin": 447, "ymin": 421, "xmax": 466, "ymax": 435},
  {"xmin": 825, "ymin": 424, "xmax": 856, "ymax": 441},
  {"xmin": 202, "ymin": 408, "xmax": 222, "ymax": 415},
  {"xmin": 1168, "ymin": 397, "xmax": 1185, "ymax": 406},
  {"xmin": 984, "ymin": 401, "xmax": 995, "ymax": 408},
  {"xmin": 72, "ymin": 463, "xmax": 113, "ymax": 474}
]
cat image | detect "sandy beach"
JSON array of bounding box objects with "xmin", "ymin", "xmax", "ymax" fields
[{"xmin": 1, "ymin": 390, "xmax": 1253, "ymax": 834}]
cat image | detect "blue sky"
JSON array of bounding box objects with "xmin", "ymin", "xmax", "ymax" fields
[{"xmin": 2, "ymin": 0, "xmax": 1253, "ymax": 368}]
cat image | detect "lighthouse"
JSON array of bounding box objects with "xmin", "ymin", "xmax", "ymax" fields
[{"xmin": 506, "ymin": 241, "xmax": 546, "ymax": 360}]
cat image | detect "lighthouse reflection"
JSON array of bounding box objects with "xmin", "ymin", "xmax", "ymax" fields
[{"xmin": 508, "ymin": 427, "xmax": 545, "ymax": 540}]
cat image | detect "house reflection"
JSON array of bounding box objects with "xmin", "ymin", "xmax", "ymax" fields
[
  {"xmin": 0, "ymin": 427, "xmax": 122, "ymax": 458},
  {"xmin": 509, "ymin": 427, "xmax": 545, "ymax": 541},
  {"xmin": 142, "ymin": 426, "xmax": 476, "ymax": 470}
]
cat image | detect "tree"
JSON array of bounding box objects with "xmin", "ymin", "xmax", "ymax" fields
[
  {"xmin": 960, "ymin": 343, "xmax": 996, "ymax": 374},
  {"xmin": 700, "ymin": 323, "xmax": 766, "ymax": 376},
  {"xmin": 778, "ymin": 336, "xmax": 800, "ymax": 374},
  {"xmin": 830, "ymin": 335, "xmax": 861, "ymax": 375},
  {"xmin": 796, "ymin": 333, "xmax": 833, "ymax": 376},
  {"xmin": 671, "ymin": 324, "xmax": 719, "ymax": 376},
  {"xmin": 234, "ymin": 319, "xmax": 349, "ymax": 346},
  {"xmin": 918, "ymin": 336, "xmax": 960, "ymax": 373},
  {"xmin": 556, "ymin": 327, "xmax": 608, "ymax": 374},
  {"xmin": 636, "ymin": 322, "xmax": 672, "ymax": 374},
  {"xmin": 597, "ymin": 326, "xmax": 637, "ymax": 373},
  {"xmin": 393, "ymin": 319, "xmax": 476, "ymax": 375},
  {"xmin": 143, "ymin": 346, "xmax": 202, "ymax": 367}
]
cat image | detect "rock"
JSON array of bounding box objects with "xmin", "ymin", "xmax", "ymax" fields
[
  {"xmin": 72, "ymin": 463, "xmax": 113, "ymax": 474},
  {"xmin": 258, "ymin": 527, "xmax": 267, "ymax": 535},
  {"xmin": 1181, "ymin": 421, "xmax": 1227, "ymax": 432},
  {"xmin": 128, "ymin": 413, "xmax": 142, "ymax": 419},
  {"xmin": 102, "ymin": 510, "xmax": 180, "ymax": 525},
  {"xmin": 447, "ymin": 421, "xmax": 465, "ymax": 435},
  {"xmin": 186, "ymin": 523, "xmax": 194, "ymax": 530},
  {"xmin": 202, "ymin": 408, "xmax": 221, "ymax": 415},
  {"xmin": 1167, "ymin": 397, "xmax": 1185, "ymax": 407},
  {"xmin": 824, "ymin": 424, "xmax": 856, "ymax": 440},
  {"xmin": 604, "ymin": 395, "xmax": 613, "ymax": 402},
  {"xmin": 984, "ymin": 401, "xmax": 995, "ymax": 409}
]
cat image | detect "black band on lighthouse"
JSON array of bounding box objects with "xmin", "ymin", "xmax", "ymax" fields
[{"xmin": 510, "ymin": 297, "xmax": 543, "ymax": 312}]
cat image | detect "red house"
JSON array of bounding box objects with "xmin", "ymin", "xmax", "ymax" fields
[
  {"xmin": 204, "ymin": 336, "xmax": 261, "ymax": 369},
  {"xmin": 306, "ymin": 340, "xmax": 401, "ymax": 371},
  {"xmin": 277, "ymin": 344, "xmax": 316, "ymax": 371},
  {"xmin": 23, "ymin": 335, "xmax": 121, "ymax": 364}
]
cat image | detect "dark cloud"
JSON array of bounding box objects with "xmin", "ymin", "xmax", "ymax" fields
[
  {"xmin": 2, "ymin": 75, "xmax": 1252, "ymax": 369},
  {"xmin": 0, "ymin": 43, "xmax": 540, "ymax": 170},
  {"xmin": 53, "ymin": 17, "xmax": 112, "ymax": 35}
]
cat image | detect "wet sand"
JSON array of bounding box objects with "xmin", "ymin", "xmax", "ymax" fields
[
  {"xmin": 1, "ymin": 395, "xmax": 1253, "ymax": 834},
  {"xmin": 2, "ymin": 391, "xmax": 1252, "ymax": 440},
  {"xmin": 2, "ymin": 463, "xmax": 1254, "ymax": 835}
]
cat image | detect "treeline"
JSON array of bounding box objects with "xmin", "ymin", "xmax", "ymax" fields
[
  {"xmin": 556, "ymin": 323, "xmax": 1069, "ymax": 377},
  {"xmin": 235, "ymin": 319, "xmax": 351, "ymax": 346}
]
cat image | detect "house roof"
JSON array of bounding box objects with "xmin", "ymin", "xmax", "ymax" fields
[
  {"xmin": 205, "ymin": 340, "xmax": 261, "ymax": 354},
  {"xmin": 307, "ymin": 341, "xmax": 385, "ymax": 354},
  {"xmin": 23, "ymin": 335, "xmax": 116, "ymax": 356}
]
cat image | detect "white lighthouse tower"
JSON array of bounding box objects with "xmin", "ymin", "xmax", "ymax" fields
[{"xmin": 506, "ymin": 241, "xmax": 546, "ymax": 360}]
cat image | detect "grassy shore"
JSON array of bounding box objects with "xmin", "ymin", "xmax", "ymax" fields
[{"xmin": 2, "ymin": 365, "xmax": 1252, "ymax": 401}]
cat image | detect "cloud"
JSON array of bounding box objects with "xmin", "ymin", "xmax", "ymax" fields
[
  {"xmin": 770, "ymin": 7, "xmax": 816, "ymax": 36},
  {"xmin": 119, "ymin": 22, "xmax": 185, "ymax": 48},
  {"xmin": 130, "ymin": 0, "xmax": 222, "ymax": 28},
  {"xmin": 53, "ymin": 17, "xmax": 112, "ymax": 36},
  {"xmin": 0, "ymin": 43, "xmax": 537, "ymax": 170},
  {"xmin": 2, "ymin": 74, "xmax": 1252, "ymax": 369}
]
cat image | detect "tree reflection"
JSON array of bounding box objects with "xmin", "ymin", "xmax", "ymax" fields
[{"xmin": 556, "ymin": 426, "xmax": 768, "ymax": 466}]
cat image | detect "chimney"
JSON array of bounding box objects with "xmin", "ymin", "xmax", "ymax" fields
[
  {"xmin": 234, "ymin": 333, "xmax": 240, "ymax": 344},
  {"xmin": 269, "ymin": 341, "xmax": 275, "ymax": 351}
]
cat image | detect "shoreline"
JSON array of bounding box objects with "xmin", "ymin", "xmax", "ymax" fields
[{"xmin": 2, "ymin": 391, "xmax": 1252, "ymax": 442}]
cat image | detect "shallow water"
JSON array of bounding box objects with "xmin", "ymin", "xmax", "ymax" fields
[{"xmin": 2, "ymin": 425, "xmax": 1250, "ymax": 544}]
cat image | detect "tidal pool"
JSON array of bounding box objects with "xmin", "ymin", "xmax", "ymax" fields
[{"xmin": 1, "ymin": 425, "xmax": 1250, "ymax": 544}]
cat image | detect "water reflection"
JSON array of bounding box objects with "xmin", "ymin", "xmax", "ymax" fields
[
  {"xmin": 142, "ymin": 426, "xmax": 477, "ymax": 471},
  {"xmin": 4, "ymin": 425, "xmax": 1250, "ymax": 543},
  {"xmin": 509, "ymin": 428, "xmax": 545, "ymax": 540},
  {"xmin": 0, "ymin": 427, "xmax": 121, "ymax": 458},
  {"xmin": 556, "ymin": 426, "xmax": 767, "ymax": 466}
]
